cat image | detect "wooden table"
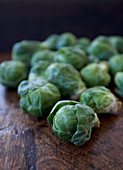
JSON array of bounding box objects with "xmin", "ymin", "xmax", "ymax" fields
[{"xmin": 0, "ymin": 53, "xmax": 123, "ymax": 170}]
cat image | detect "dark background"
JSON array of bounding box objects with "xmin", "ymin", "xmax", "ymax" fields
[{"xmin": 0, "ymin": 0, "xmax": 123, "ymax": 52}]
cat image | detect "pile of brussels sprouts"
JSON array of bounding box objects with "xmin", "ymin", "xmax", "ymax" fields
[{"xmin": 0, "ymin": 33, "xmax": 123, "ymax": 146}]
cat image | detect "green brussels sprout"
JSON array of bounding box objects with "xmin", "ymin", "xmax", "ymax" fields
[
  {"xmin": 28, "ymin": 61, "xmax": 51, "ymax": 80},
  {"xmin": 44, "ymin": 34, "xmax": 59, "ymax": 50},
  {"xmin": 56, "ymin": 32, "xmax": 76, "ymax": 49},
  {"xmin": 80, "ymin": 62, "xmax": 111, "ymax": 87},
  {"xmin": 92, "ymin": 36, "xmax": 112, "ymax": 45},
  {"xmin": 12, "ymin": 40, "xmax": 48, "ymax": 67},
  {"xmin": 88, "ymin": 38, "xmax": 117, "ymax": 60},
  {"xmin": 18, "ymin": 79, "xmax": 61, "ymax": 117},
  {"xmin": 109, "ymin": 54, "xmax": 123, "ymax": 76},
  {"xmin": 114, "ymin": 72, "xmax": 123, "ymax": 98},
  {"xmin": 47, "ymin": 100, "xmax": 100, "ymax": 146},
  {"xmin": 80, "ymin": 86, "xmax": 122, "ymax": 113},
  {"xmin": 77, "ymin": 37, "xmax": 91, "ymax": 51},
  {"xmin": 109, "ymin": 36, "xmax": 123, "ymax": 53},
  {"xmin": 54, "ymin": 47, "xmax": 87, "ymax": 70},
  {"xmin": 44, "ymin": 63, "xmax": 86, "ymax": 100},
  {"xmin": 0, "ymin": 60, "xmax": 28, "ymax": 88},
  {"xmin": 87, "ymin": 55, "xmax": 100, "ymax": 64},
  {"xmin": 31, "ymin": 50, "xmax": 56, "ymax": 66}
]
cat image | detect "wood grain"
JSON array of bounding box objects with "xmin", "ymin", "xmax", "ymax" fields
[{"xmin": 0, "ymin": 53, "xmax": 123, "ymax": 170}]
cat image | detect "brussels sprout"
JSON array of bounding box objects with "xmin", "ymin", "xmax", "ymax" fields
[
  {"xmin": 0, "ymin": 60, "xmax": 28, "ymax": 88},
  {"xmin": 54, "ymin": 47, "xmax": 87, "ymax": 70},
  {"xmin": 109, "ymin": 54, "xmax": 123, "ymax": 76},
  {"xmin": 80, "ymin": 62, "xmax": 111, "ymax": 87},
  {"xmin": 114, "ymin": 72, "xmax": 123, "ymax": 98},
  {"xmin": 31, "ymin": 50, "xmax": 56, "ymax": 66},
  {"xmin": 92, "ymin": 36, "xmax": 112, "ymax": 45},
  {"xmin": 12, "ymin": 40, "xmax": 48, "ymax": 67},
  {"xmin": 88, "ymin": 39, "xmax": 117, "ymax": 60},
  {"xmin": 87, "ymin": 55, "xmax": 100, "ymax": 64},
  {"xmin": 99, "ymin": 61, "xmax": 110, "ymax": 72},
  {"xmin": 44, "ymin": 63, "xmax": 86, "ymax": 100},
  {"xmin": 109, "ymin": 36, "xmax": 123, "ymax": 53},
  {"xmin": 77, "ymin": 37, "xmax": 91, "ymax": 51},
  {"xmin": 80, "ymin": 86, "xmax": 122, "ymax": 113},
  {"xmin": 47, "ymin": 100, "xmax": 100, "ymax": 146},
  {"xmin": 28, "ymin": 61, "xmax": 51, "ymax": 80},
  {"xmin": 44, "ymin": 34, "xmax": 59, "ymax": 50},
  {"xmin": 18, "ymin": 79, "xmax": 61, "ymax": 117},
  {"xmin": 56, "ymin": 32, "xmax": 76, "ymax": 49}
]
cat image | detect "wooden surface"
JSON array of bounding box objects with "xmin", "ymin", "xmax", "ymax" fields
[{"xmin": 0, "ymin": 53, "xmax": 123, "ymax": 170}]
